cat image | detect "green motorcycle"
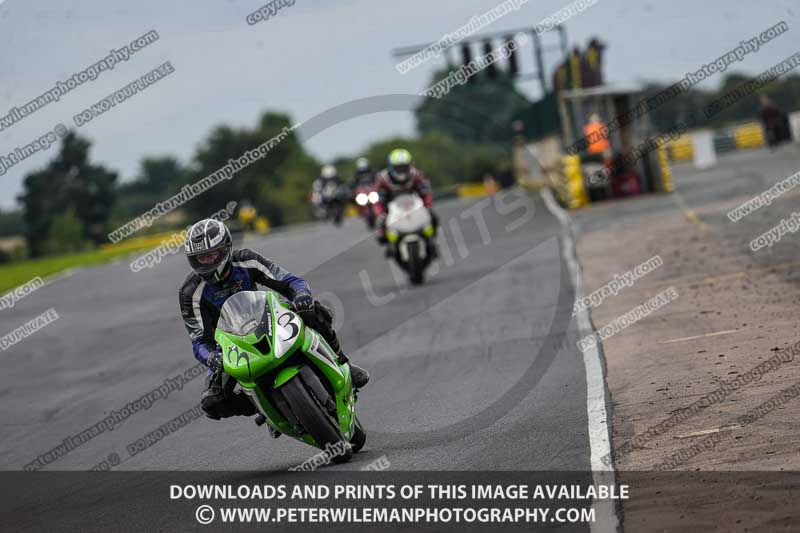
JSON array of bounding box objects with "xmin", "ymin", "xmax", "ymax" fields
[{"xmin": 214, "ymin": 290, "xmax": 365, "ymax": 464}]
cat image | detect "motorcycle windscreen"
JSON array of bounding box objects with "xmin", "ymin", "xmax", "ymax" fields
[
  {"xmin": 218, "ymin": 291, "xmax": 270, "ymax": 338},
  {"xmin": 386, "ymin": 194, "xmax": 431, "ymax": 234},
  {"xmin": 323, "ymin": 182, "xmax": 339, "ymax": 198}
]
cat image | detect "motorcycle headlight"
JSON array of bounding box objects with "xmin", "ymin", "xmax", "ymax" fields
[
  {"xmin": 355, "ymin": 193, "xmax": 368, "ymax": 206},
  {"xmin": 367, "ymin": 191, "xmax": 379, "ymax": 204}
]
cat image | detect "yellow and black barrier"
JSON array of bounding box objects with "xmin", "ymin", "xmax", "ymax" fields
[
  {"xmin": 562, "ymin": 155, "xmax": 589, "ymax": 209},
  {"xmin": 657, "ymin": 145, "xmax": 673, "ymax": 193},
  {"xmin": 666, "ymin": 121, "xmax": 766, "ymax": 162},
  {"xmin": 667, "ymin": 136, "xmax": 693, "ymax": 161},
  {"xmin": 733, "ymin": 122, "xmax": 765, "ymax": 149}
]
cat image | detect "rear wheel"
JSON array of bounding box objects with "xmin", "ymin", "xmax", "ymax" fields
[
  {"xmin": 350, "ymin": 416, "xmax": 367, "ymax": 453},
  {"xmin": 281, "ymin": 375, "xmax": 353, "ymax": 464}
]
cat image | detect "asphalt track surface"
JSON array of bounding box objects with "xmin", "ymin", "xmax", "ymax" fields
[{"xmin": 0, "ymin": 189, "xmax": 600, "ymax": 531}]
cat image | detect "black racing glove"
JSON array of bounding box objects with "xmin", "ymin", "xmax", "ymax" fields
[
  {"xmin": 291, "ymin": 291, "xmax": 314, "ymax": 312},
  {"xmin": 206, "ymin": 350, "xmax": 223, "ymax": 373}
]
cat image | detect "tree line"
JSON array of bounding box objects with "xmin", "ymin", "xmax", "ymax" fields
[
  {"xmin": 5, "ymin": 70, "xmax": 526, "ymax": 259},
  {"xmin": 4, "ymin": 69, "xmax": 797, "ymax": 260}
]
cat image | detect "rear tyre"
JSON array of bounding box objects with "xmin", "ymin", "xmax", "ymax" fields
[
  {"xmin": 350, "ymin": 416, "xmax": 367, "ymax": 453},
  {"xmin": 281, "ymin": 375, "xmax": 353, "ymax": 464}
]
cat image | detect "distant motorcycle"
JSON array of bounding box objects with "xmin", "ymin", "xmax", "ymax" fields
[
  {"xmin": 385, "ymin": 193, "xmax": 436, "ymax": 285},
  {"xmin": 353, "ymin": 185, "xmax": 379, "ymax": 229},
  {"xmin": 311, "ymin": 181, "xmax": 346, "ymax": 225},
  {"xmin": 215, "ymin": 290, "xmax": 366, "ymax": 463},
  {"xmin": 310, "ymin": 191, "xmax": 326, "ymax": 221}
]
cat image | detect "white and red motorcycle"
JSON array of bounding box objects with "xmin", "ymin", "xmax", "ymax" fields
[{"xmin": 384, "ymin": 194, "xmax": 436, "ymax": 285}]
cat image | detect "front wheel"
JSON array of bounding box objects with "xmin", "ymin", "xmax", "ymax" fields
[
  {"xmin": 333, "ymin": 204, "xmax": 344, "ymax": 225},
  {"xmin": 406, "ymin": 241, "xmax": 425, "ymax": 285},
  {"xmin": 281, "ymin": 375, "xmax": 353, "ymax": 464}
]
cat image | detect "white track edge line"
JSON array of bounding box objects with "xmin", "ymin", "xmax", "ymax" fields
[{"xmin": 540, "ymin": 188, "xmax": 620, "ymax": 533}]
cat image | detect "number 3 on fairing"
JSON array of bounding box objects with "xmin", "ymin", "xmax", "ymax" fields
[{"xmin": 278, "ymin": 311, "xmax": 299, "ymax": 341}]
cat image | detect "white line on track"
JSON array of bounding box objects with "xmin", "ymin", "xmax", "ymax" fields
[{"xmin": 540, "ymin": 188, "xmax": 620, "ymax": 533}]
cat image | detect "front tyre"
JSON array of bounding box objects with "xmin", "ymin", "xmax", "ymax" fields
[
  {"xmin": 333, "ymin": 202, "xmax": 344, "ymax": 225},
  {"xmin": 409, "ymin": 265, "xmax": 425, "ymax": 285},
  {"xmin": 281, "ymin": 376, "xmax": 353, "ymax": 464},
  {"xmin": 406, "ymin": 241, "xmax": 425, "ymax": 285}
]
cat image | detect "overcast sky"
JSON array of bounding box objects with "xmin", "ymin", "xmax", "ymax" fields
[{"xmin": 0, "ymin": 0, "xmax": 797, "ymax": 209}]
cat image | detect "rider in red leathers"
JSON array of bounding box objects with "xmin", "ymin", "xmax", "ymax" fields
[{"xmin": 374, "ymin": 148, "xmax": 437, "ymax": 247}]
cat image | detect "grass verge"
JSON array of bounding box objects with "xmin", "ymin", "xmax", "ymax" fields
[{"xmin": 0, "ymin": 244, "xmax": 159, "ymax": 294}]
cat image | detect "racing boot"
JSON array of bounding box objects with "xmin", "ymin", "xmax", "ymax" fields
[
  {"xmin": 255, "ymin": 414, "xmax": 282, "ymax": 438},
  {"xmin": 336, "ymin": 349, "xmax": 370, "ymax": 389},
  {"xmin": 229, "ymin": 391, "xmax": 257, "ymax": 417},
  {"xmin": 324, "ymin": 334, "xmax": 370, "ymax": 389},
  {"xmin": 202, "ymin": 371, "xmax": 257, "ymax": 419}
]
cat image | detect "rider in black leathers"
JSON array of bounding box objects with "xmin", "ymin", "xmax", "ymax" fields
[{"xmin": 178, "ymin": 218, "xmax": 369, "ymax": 422}]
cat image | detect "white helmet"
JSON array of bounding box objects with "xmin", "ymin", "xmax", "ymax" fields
[{"xmin": 321, "ymin": 165, "xmax": 337, "ymax": 179}]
